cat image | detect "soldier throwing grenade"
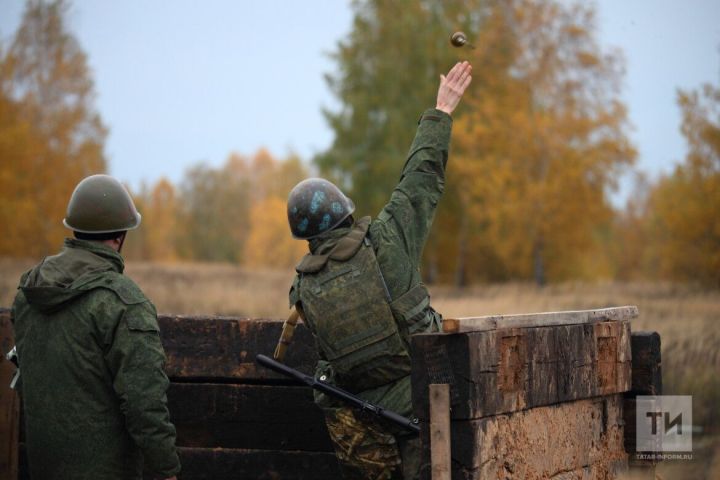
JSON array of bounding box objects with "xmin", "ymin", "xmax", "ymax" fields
[{"xmin": 286, "ymin": 61, "xmax": 472, "ymax": 479}]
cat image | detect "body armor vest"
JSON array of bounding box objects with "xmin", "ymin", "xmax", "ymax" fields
[{"xmin": 296, "ymin": 218, "xmax": 412, "ymax": 392}]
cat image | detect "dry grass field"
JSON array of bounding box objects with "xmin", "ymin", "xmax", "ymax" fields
[{"xmin": 2, "ymin": 258, "xmax": 718, "ymax": 478}]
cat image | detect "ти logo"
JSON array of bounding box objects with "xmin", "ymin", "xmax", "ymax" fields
[
  {"xmin": 646, "ymin": 409, "xmax": 683, "ymax": 435},
  {"xmin": 636, "ymin": 395, "xmax": 692, "ymax": 452}
]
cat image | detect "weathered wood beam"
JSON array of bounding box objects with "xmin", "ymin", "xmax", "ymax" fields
[
  {"xmin": 24, "ymin": 442, "xmax": 343, "ymax": 480},
  {"xmin": 0, "ymin": 309, "xmax": 320, "ymax": 382},
  {"xmin": 168, "ymin": 383, "xmax": 333, "ymax": 451},
  {"xmin": 0, "ymin": 310, "xmax": 19, "ymax": 480},
  {"xmin": 412, "ymin": 321, "xmax": 632, "ymax": 420},
  {"xmin": 624, "ymin": 331, "xmax": 662, "ymax": 475},
  {"xmin": 158, "ymin": 314, "xmax": 318, "ymax": 381},
  {"xmin": 169, "ymin": 447, "xmax": 342, "ymax": 480},
  {"xmin": 429, "ymin": 384, "xmax": 451, "ymax": 480},
  {"xmin": 419, "ymin": 395, "xmax": 628, "ymax": 480},
  {"xmin": 628, "ymin": 331, "xmax": 662, "ymax": 396},
  {"xmin": 443, "ymin": 306, "xmax": 639, "ymax": 333}
]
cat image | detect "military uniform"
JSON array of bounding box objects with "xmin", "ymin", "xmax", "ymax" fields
[
  {"xmin": 289, "ymin": 108, "xmax": 452, "ymax": 479},
  {"xmin": 12, "ymin": 238, "xmax": 180, "ymax": 479}
]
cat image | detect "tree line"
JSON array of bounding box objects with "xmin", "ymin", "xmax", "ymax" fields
[
  {"xmin": 0, "ymin": 0, "xmax": 717, "ymax": 286},
  {"xmin": 122, "ymin": 150, "xmax": 309, "ymax": 269}
]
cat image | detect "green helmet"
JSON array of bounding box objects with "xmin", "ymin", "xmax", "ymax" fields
[
  {"xmin": 287, "ymin": 178, "xmax": 355, "ymax": 239},
  {"xmin": 63, "ymin": 174, "xmax": 141, "ymax": 234}
]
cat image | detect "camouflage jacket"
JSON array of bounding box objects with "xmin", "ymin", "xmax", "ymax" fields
[
  {"xmin": 11, "ymin": 238, "xmax": 180, "ymax": 479},
  {"xmin": 290, "ymin": 108, "xmax": 452, "ymax": 418}
]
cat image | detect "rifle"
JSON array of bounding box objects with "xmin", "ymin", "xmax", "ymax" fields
[{"xmin": 255, "ymin": 354, "xmax": 420, "ymax": 434}]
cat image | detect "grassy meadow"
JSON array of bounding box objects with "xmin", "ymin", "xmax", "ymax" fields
[{"xmin": 1, "ymin": 258, "xmax": 718, "ymax": 478}]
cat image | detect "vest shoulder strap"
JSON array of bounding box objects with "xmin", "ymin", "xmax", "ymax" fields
[{"xmin": 296, "ymin": 216, "xmax": 371, "ymax": 273}]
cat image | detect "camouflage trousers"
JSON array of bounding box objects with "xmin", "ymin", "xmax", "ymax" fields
[{"xmin": 324, "ymin": 406, "xmax": 420, "ymax": 480}]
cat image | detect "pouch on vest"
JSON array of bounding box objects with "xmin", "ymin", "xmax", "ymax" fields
[
  {"xmin": 298, "ymin": 234, "xmax": 411, "ymax": 392},
  {"xmin": 389, "ymin": 283, "xmax": 434, "ymax": 336}
]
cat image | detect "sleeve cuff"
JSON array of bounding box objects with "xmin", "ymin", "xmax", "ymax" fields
[{"xmin": 418, "ymin": 108, "xmax": 452, "ymax": 124}]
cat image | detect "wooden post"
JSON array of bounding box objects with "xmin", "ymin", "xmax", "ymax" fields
[
  {"xmin": 624, "ymin": 331, "xmax": 662, "ymax": 478},
  {"xmin": 429, "ymin": 383, "xmax": 451, "ymax": 480}
]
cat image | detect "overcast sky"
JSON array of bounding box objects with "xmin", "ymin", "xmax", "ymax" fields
[{"xmin": 1, "ymin": 0, "xmax": 719, "ymax": 205}]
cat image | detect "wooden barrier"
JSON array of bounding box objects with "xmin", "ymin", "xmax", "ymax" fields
[
  {"xmin": 0, "ymin": 306, "xmax": 660, "ymax": 479},
  {"xmin": 412, "ymin": 306, "xmax": 639, "ymax": 479},
  {"xmin": 0, "ymin": 309, "xmax": 339, "ymax": 480},
  {"xmin": 623, "ymin": 331, "xmax": 663, "ymax": 478},
  {"xmin": 0, "ymin": 311, "xmax": 19, "ymax": 480}
]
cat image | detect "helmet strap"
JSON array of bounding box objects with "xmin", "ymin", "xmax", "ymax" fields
[{"xmin": 117, "ymin": 232, "xmax": 127, "ymax": 254}]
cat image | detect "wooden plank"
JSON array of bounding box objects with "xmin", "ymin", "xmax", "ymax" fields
[
  {"xmin": 166, "ymin": 447, "xmax": 342, "ymax": 480},
  {"xmin": 22, "ymin": 446, "xmax": 344, "ymax": 480},
  {"xmin": 595, "ymin": 321, "xmax": 633, "ymax": 395},
  {"xmin": 628, "ymin": 331, "xmax": 662, "ymax": 396},
  {"xmin": 623, "ymin": 331, "xmax": 662, "ymax": 474},
  {"xmin": 168, "ymin": 383, "xmax": 333, "ymax": 451},
  {"xmin": 419, "ymin": 395, "xmax": 628, "ymax": 480},
  {"xmin": 19, "ymin": 384, "xmax": 336, "ymax": 479},
  {"xmin": 158, "ymin": 314, "xmax": 319, "ymax": 381},
  {"xmin": 556, "ymin": 323, "xmax": 595, "ymax": 402},
  {"xmin": 412, "ymin": 321, "xmax": 632, "ymax": 420},
  {"xmin": 429, "ymin": 384, "xmax": 451, "ymax": 480},
  {"xmin": 440, "ymin": 318, "xmax": 460, "ymax": 334},
  {"xmin": 0, "ymin": 310, "xmax": 19, "ymax": 480},
  {"xmin": 444, "ymin": 306, "xmax": 638, "ymax": 333},
  {"xmin": 0, "ymin": 309, "xmax": 320, "ymax": 382}
]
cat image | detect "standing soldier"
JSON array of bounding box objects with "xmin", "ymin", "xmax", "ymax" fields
[
  {"xmin": 11, "ymin": 175, "xmax": 181, "ymax": 479},
  {"xmin": 286, "ymin": 61, "xmax": 472, "ymax": 479}
]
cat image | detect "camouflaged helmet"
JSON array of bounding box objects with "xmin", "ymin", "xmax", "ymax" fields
[
  {"xmin": 63, "ymin": 174, "xmax": 142, "ymax": 234},
  {"xmin": 287, "ymin": 178, "xmax": 355, "ymax": 239}
]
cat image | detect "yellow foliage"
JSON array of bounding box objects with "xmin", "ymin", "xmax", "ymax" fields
[
  {"xmin": 243, "ymin": 196, "xmax": 307, "ymax": 269},
  {"xmin": 439, "ymin": 0, "xmax": 635, "ymax": 285},
  {"xmin": 614, "ymin": 84, "xmax": 720, "ymax": 287},
  {"xmin": 142, "ymin": 179, "xmax": 179, "ymax": 262},
  {"xmin": 161, "ymin": 149, "xmax": 308, "ymax": 265},
  {"xmin": 0, "ymin": 0, "xmax": 106, "ymax": 257}
]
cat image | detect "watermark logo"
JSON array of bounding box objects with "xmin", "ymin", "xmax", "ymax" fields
[{"xmin": 636, "ymin": 395, "xmax": 692, "ymax": 453}]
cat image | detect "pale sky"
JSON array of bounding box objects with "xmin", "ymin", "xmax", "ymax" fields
[{"xmin": 1, "ymin": 0, "xmax": 719, "ymax": 205}]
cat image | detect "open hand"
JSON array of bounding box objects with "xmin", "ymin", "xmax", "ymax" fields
[{"xmin": 436, "ymin": 61, "xmax": 472, "ymax": 115}]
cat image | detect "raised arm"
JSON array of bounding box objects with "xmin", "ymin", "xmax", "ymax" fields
[
  {"xmin": 373, "ymin": 62, "xmax": 472, "ymax": 266},
  {"xmin": 436, "ymin": 61, "xmax": 473, "ymax": 115}
]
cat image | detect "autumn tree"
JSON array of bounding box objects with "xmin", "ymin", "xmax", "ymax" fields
[
  {"xmin": 144, "ymin": 178, "xmax": 179, "ymax": 261},
  {"xmin": 316, "ymin": 0, "xmax": 475, "ymax": 217},
  {"xmin": 243, "ymin": 196, "xmax": 308, "ymax": 269},
  {"xmin": 175, "ymin": 155, "xmax": 251, "ymax": 263},
  {"xmin": 242, "ymin": 150, "xmax": 309, "ymax": 268},
  {"xmin": 0, "ymin": 0, "xmax": 107, "ymax": 257},
  {"xmin": 123, "ymin": 179, "xmax": 179, "ymax": 262},
  {"xmin": 318, "ymin": 0, "xmax": 634, "ymax": 286},
  {"xmin": 452, "ymin": 0, "xmax": 635, "ymax": 285},
  {"xmin": 245, "ymin": 149, "xmax": 309, "ymax": 204},
  {"xmin": 175, "ymin": 150, "xmax": 309, "ymax": 265},
  {"xmin": 644, "ymin": 84, "xmax": 720, "ymax": 286},
  {"xmin": 0, "ymin": 90, "xmax": 45, "ymax": 256},
  {"xmin": 604, "ymin": 174, "xmax": 653, "ymax": 282}
]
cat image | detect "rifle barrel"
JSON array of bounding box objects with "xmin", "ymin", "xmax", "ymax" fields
[{"xmin": 255, "ymin": 354, "xmax": 419, "ymax": 434}]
